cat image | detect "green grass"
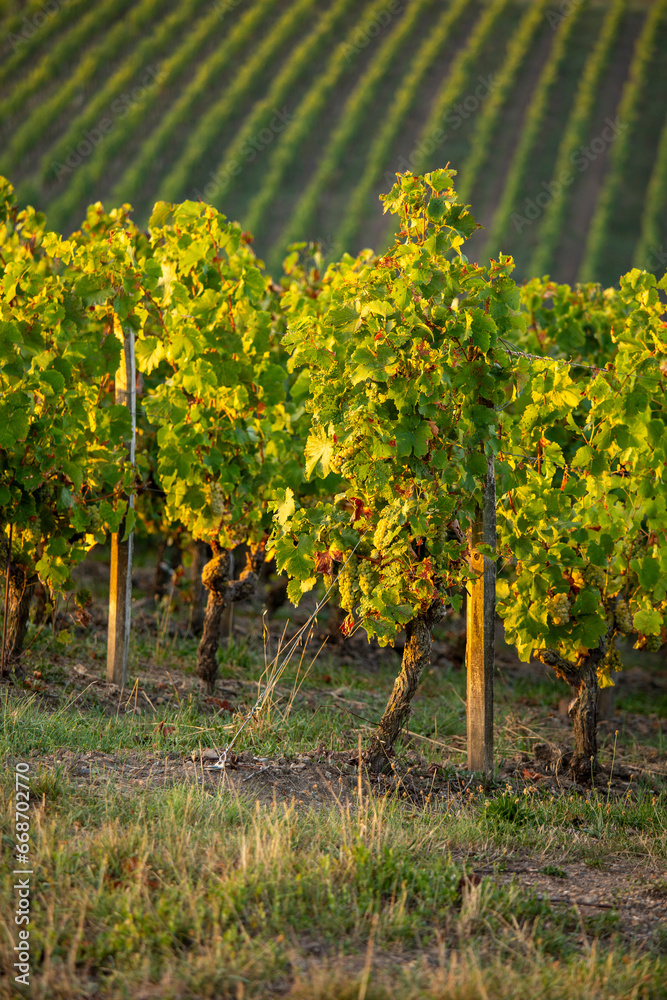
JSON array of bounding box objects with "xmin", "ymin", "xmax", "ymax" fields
[{"xmin": 0, "ymin": 749, "xmax": 665, "ymax": 998}]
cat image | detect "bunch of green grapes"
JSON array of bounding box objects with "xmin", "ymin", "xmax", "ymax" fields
[
  {"xmin": 598, "ymin": 640, "xmax": 621, "ymax": 688},
  {"xmin": 602, "ymin": 641, "xmax": 621, "ymax": 674},
  {"xmin": 547, "ymin": 592, "xmax": 571, "ymax": 625},
  {"xmin": 358, "ymin": 560, "xmax": 376, "ymax": 596},
  {"xmin": 572, "ymin": 564, "xmax": 606, "ymax": 590},
  {"xmin": 629, "ymin": 533, "xmax": 646, "ymax": 559},
  {"xmin": 614, "ymin": 599, "xmax": 632, "ymax": 635},
  {"xmin": 583, "ymin": 564, "xmax": 606, "ymax": 589},
  {"xmin": 338, "ymin": 559, "xmax": 360, "ymax": 614},
  {"xmin": 338, "ymin": 438, "xmax": 365, "ymax": 476},
  {"xmin": 645, "ymin": 633, "xmax": 663, "ymax": 652},
  {"xmin": 329, "ymin": 436, "xmax": 362, "ymax": 475},
  {"xmin": 373, "ymin": 507, "xmax": 402, "ymax": 551}
]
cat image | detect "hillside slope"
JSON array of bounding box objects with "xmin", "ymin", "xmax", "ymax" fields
[{"xmin": 0, "ymin": 0, "xmax": 665, "ymax": 285}]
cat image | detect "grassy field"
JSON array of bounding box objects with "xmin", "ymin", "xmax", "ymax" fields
[
  {"xmin": 1, "ymin": 550, "xmax": 666, "ymax": 998},
  {"xmin": 0, "ymin": 0, "xmax": 666, "ymax": 286}
]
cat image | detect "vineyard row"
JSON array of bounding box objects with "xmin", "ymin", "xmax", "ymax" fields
[{"xmin": 1, "ymin": 168, "xmax": 665, "ymax": 779}]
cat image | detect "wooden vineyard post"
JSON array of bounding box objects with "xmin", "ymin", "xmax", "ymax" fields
[
  {"xmin": 107, "ymin": 328, "xmax": 136, "ymax": 686},
  {"xmin": 466, "ymin": 454, "xmax": 496, "ymax": 775}
]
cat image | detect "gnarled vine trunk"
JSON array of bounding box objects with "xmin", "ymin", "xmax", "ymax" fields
[
  {"xmin": 569, "ymin": 659, "xmax": 599, "ymax": 780},
  {"xmin": 539, "ymin": 618, "xmax": 613, "ymax": 781},
  {"xmin": 196, "ymin": 541, "xmax": 266, "ymax": 695},
  {"xmin": 196, "ymin": 551, "xmax": 231, "ymax": 695},
  {"xmin": 364, "ymin": 600, "xmax": 445, "ymax": 773},
  {"xmin": 2, "ymin": 563, "xmax": 36, "ymax": 676}
]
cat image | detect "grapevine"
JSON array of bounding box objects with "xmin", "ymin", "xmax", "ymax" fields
[
  {"xmin": 273, "ymin": 169, "xmax": 522, "ymax": 771},
  {"xmin": 498, "ymin": 262, "xmax": 667, "ymax": 776}
]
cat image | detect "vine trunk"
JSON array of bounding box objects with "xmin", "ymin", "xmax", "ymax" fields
[
  {"xmin": 364, "ymin": 601, "xmax": 444, "ymax": 773},
  {"xmin": 196, "ymin": 542, "xmax": 266, "ymax": 694},
  {"xmin": 2, "ymin": 563, "xmax": 36, "ymax": 674},
  {"xmin": 539, "ymin": 622, "xmax": 612, "ymax": 781}
]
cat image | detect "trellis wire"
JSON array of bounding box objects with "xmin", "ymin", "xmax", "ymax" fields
[{"xmin": 498, "ymin": 337, "xmax": 665, "ymax": 385}]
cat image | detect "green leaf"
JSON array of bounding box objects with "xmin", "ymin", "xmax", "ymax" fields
[
  {"xmin": 274, "ymin": 535, "xmax": 314, "ymax": 580},
  {"xmin": 571, "ymin": 445, "xmax": 593, "ymax": 468},
  {"xmin": 135, "ymin": 336, "xmax": 164, "ymax": 374},
  {"xmin": 467, "ymin": 452, "xmax": 487, "ymax": 478},
  {"xmin": 275, "ymin": 488, "xmax": 296, "ymax": 526},
  {"xmin": 471, "ymin": 312, "xmax": 495, "ymax": 353},
  {"xmin": 286, "ymin": 577, "xmax": 304, "ymax": 606},
  {"xmin": 304, "ymin": 427, "xmax": 334, "ymax": 480},
  {"xmin": 426, "ymin": 196, "xmax": 447, "ymax": 222},
  {"xmin": 47, "ymin": 537, "xmax": 68, "ymax": 557},
  {"xmin": 329, "ymin": 306, "xmax": 358, "ymax": 327},
  {"xmin": 633, "ymin": 608, "xmax": 662, "ymax": 635},
  {"xmin": 39, "ymin": 369, "xmax": 66, "ymax": 395},
  {"xmin": 74, "ymin": 274, "xmax": 111, "ymax": 306},
  {"xmin": 0, "ymin": 406, "xmax": 29, "ymax": 447},
  {"xmin": 149, "ymin": 202, "xmax": 174, "ymax": 230},
  {"xmin": 242, "ymin": 266, "xmax": 266, "ymax": 299},
  {"xmin": 638, "ymin": 556, "xmax": 660, "ymax": 590},
  {"xmin": 571, "ymin": 588, "xmax": 601, "ymax": 615}
]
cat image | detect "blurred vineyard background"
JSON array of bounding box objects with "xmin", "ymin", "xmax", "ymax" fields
[{"xmin": 1, "ymin": 0, "xmax": 666, "ymax": 286}]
